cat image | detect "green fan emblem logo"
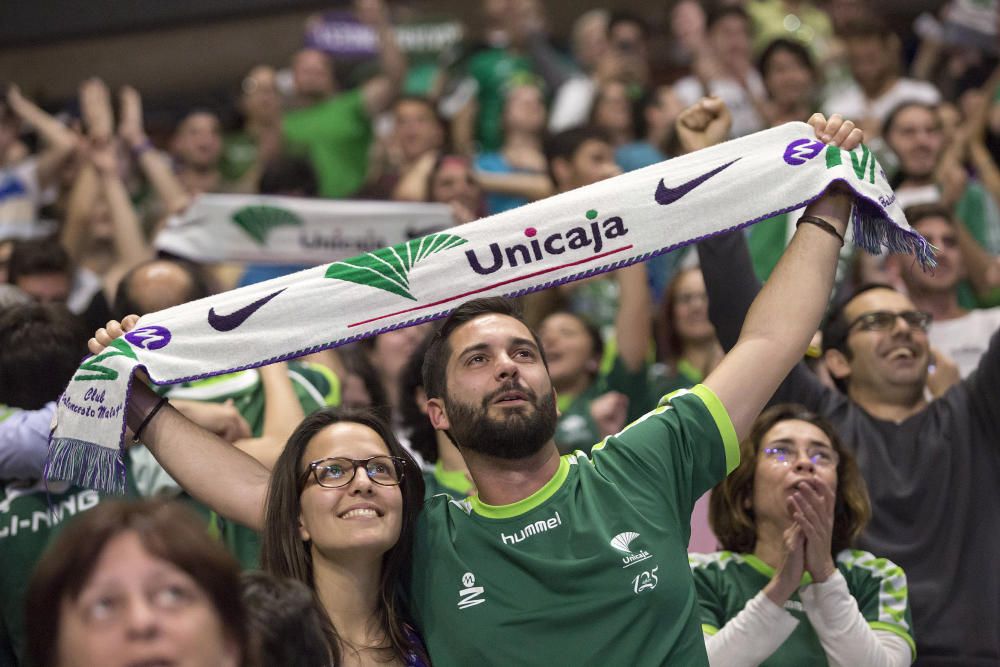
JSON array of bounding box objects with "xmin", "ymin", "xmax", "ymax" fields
[
  {"xmin": 231, "ymin": 205, "xmax": 304, "ymax": 245},
  {"xmin": 73, "ymin": 338, "xmax": 138, "ymax": 382},
  {"xmin": 325, "ymin": 233, "xmax": 468, "ymax": 300}
]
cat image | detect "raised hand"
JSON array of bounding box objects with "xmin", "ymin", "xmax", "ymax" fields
[
  {"xmin": 675, "ymin": 97, "xmax": 732, "ymax": 154},
  {"xmin": 118, "ymin": 86, "xmax": 147, "ymax": 149},
  {"xmin": 763, "ymin": 523, "xmax": 806, "ymax": 606},
  {"xmin": 354, "ymin": 0, "xmax": 389, "ymax": 27},
  {"xmin": 791, "ymin": 478, "xmax": 837, "ymax": 582},
  {"xmin": 89, "ymin": 315, "xmax": 140, "ymax": 355},
  {"xmin": 807, "ymin": 112, "xmax": 863, "ymax": 151},
  {"xmin": 80, "ymin": 78, "xmax": 114, "ymax": 145},
  {"xmin": 590, "ymin": 391, "xmax": 629, "ymax": 438}
]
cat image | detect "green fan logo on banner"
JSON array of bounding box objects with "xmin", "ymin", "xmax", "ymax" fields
[
  {"xmin": 231, "ymin": 205, "xmax": 304, "ymax": 245},
  {"xmin": 325, "ymin": 233, "xmax": 468, "ymax": 300}
]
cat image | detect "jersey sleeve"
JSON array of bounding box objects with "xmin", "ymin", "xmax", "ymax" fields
[
  {"xmin": 838, "ymin": 550, "xmax": 916, "ymax": 658},
  {"xmin": 588, "ymin": 384, "xmax": 739, "ymax": 518},
  {"xmin": 688, "ymin": 554, "xmax": 729, "ymax": 634},
  {"xmin": 288, "ymin": 361, "xmax": 341, "ymax": 413}
]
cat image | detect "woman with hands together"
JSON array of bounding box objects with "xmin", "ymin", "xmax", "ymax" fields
[{"xmin": 689, "ymin": 404, "xmax": 915, "ymax": 666}]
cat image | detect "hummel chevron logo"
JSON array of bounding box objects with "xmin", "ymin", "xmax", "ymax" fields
[
  {"xmin": 73, "ymin": 339, "xmax": 137, "ymax": 382},
  {"xmin": 325, "ymin": 233, "xmax": 467, "ymax": 300},
  {"xmin": 654, "ymin": 158, "xmax": 741, "ymax": 205},
  {"xmin": 208, "ymin": 288, "xmax": 286, "ymax": 332},
  {"xmin": 231, "ymin": 205, "xmax": 303, "ymax": 245}
]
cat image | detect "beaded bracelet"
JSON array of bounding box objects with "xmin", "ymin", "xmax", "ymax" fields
[
  {"xmin": 796, "ymin": 215, "xmax": 845, "ymax": 247},
  {"xmin": 132, "ymin": 395, "xmax": 168, "ymax": 443}
]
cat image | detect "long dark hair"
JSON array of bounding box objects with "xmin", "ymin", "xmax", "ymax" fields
[{"xmin": 259, "ymin": 407, "xmax": 426, "ymax": 665}]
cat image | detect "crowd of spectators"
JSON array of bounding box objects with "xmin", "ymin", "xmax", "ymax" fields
[{"xmin": 2, "ymin": 0, "xmax": 999, "ymax": 665}]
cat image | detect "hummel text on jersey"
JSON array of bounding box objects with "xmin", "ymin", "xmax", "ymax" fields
[{"xmin": 500, "ymin": 511, "xmax": 563, "ymax": 545}]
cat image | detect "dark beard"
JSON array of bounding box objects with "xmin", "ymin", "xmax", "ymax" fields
[{"xmin": 444, "ymin": 383, "xmax": 558, "ymax": 460}]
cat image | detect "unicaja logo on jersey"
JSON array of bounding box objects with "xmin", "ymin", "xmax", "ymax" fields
[
  {"xmin": 500, "ymin": 511, "xmax": 563, "ymax": 546},
  {"xmin": 457, "ymin": 572, "xmax": 486, "ymax": 610},
  {"xmin": 610, "ymin": 531, "xmax": 653, "ymax": 568},
  {"xmin": 464, "ymin": 209, "xmax": 628, "ymax": 275}
]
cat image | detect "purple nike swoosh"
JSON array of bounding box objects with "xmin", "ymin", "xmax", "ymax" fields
[
  {"xmin": 208, "ymin": 288, "xmax": 286, "ymax": 332},
  {"xmin": 654, "ymin": 158, "xmax": 741, "ymax": 205}
]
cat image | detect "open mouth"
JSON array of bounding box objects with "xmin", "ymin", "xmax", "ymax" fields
[
  {"xmin": 127, "ymin": 659, "xmax": 175, "ymax": 667},
  {"xmin": 493, "ymin": 390, "xmax": 529, "ymax": 404},
  {"xmin": 886, "ymin": 347, "xmax": 916, "ymax": 361}
]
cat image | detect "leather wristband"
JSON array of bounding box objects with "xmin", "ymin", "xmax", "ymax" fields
[{"xmin": 796, "ymin": 215, "xmax": 845, "ymax": 247}]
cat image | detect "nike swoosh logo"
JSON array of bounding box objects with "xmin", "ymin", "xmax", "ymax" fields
[
  {"xmin": 654, "ymin": 158, "xmax": 741, "ymax": 205},
  {"xmin": 208, "ymin": 288, "xmax": 286, "ymax": 332}
]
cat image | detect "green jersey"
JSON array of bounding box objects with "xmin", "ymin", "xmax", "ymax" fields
[
  {"xmin": 689, "ymin": 549, "xmax": 916, "ymax": 666},
  {"xmin": 152, "ymin": 361, "xmax": 339, "ymax": 567},
  {"xmin": 282, "ymin": 89, "xmax": 373, "ymax": 199},
  {"xmin": 422, "ymin": 461, "xmax": 474, "ymax": 501},
  {"xmin": 554, "ymin": 354, "xmax": 652, "ymax": 455},
  {"xmin": 409, "ymin": 385, "xmax": 739, "ymax": 666},
  {"xmin": 0, "ymin": 480, "xmax": 106, "ymax": 665}
]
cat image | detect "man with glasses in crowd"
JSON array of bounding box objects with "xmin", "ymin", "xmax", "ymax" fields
[{"xmin": 699, "ymin": 224, "xmax": 1000, "ymax": 666}]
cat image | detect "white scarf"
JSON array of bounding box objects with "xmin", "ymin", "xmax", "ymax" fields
[
  {"xmin": 48, "ymin": 123, "xmax": 931, "ymax": 493},
  {"xmin": 155, "ymin": 194, "xmax": 454, "ymax": 264}
]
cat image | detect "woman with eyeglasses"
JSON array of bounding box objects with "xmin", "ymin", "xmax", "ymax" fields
[{"xmin": 689, "ymin": 404, "xmax": 915, "ymax": 666}]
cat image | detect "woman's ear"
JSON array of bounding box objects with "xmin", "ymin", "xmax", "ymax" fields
[{"xmin": 298, "ymin": 515, "xmax": 311, "ymax": 543}]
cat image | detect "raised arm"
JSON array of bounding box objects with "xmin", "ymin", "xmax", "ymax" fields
[
  {"xmin": 614, "ymin": 262, "xmax": 652, "ymax": 373},
  {"xmin": 6, "ymin": 85, "xmax": 77, "ymax": 189},
  {"xmin": 90, "ymin": 141, "xmax": 153, "ymax": 277},
  {"xmin": 90, "ymin": 316, "xmax": 269, "ymax": 530},
  {"xmin": 357, "ymin": 0, "xmax": 406, "ymax": 118},
  {"xmin": 679, "ymin": 99, "xmax": 860, "ymax": 441},
  {"xmin": 118, "ymin": 86, "xmax": 192, "ymax": 216},
  {"xmin": 233, "ymin": 361, "xmax": 306, "ymax": 469}
]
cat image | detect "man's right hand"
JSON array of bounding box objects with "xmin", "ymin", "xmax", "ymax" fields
[{"xmin": 89, "ymin": 315, "xmax": 140, "ymax": 355}]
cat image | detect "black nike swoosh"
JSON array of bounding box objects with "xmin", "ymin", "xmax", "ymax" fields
[
  {"xmin": 654, "ymin": 158, "xmax": 741, "ymax": 205},
  {"xmin": 208, "ymin": 288, "xmax": 286, "ymax": 332}
]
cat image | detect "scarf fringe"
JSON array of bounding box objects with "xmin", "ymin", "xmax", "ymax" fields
[
  {"xmin": 46, "ymin": 437, "xmax": 126, "ymax": 495},
  {"xmin": 852, "ymin": 198, "xmax": 937, "ymax": 269}
]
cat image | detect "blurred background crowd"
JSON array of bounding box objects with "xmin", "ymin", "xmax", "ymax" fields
[{"xmin": 1, "ymin": 0, "xmax": 999, "ymax": 665}]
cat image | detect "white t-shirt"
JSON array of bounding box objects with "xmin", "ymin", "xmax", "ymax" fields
[
  {"xmin": 928, "ymin": 307, "xmax": 1000, "ymax": 378},
  {"xmin": 674, "ymin": 72, "xmax": 767, "ymax": 138},
  {"xmin": 0, "ymin": 159, "xmax": 42, "ymax": 238},
  {"xmin": 821, "ymin": 78, "xmax": 941, "ymax": 128}
]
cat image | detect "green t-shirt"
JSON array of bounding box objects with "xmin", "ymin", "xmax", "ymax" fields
[
  {"xmin": 0, "ymin": 480, "xmax": 107, "ymax": 665},
  {"xmin": 689, "ymin": 549, "xmax": 916, "ymax": 666},
  {"xmin": 152, "ymin": 361, "xmax": 339, "ymax": 568},
  {"xmin": 422, "ymin": 461, "xmax": 474, "ymax": 501},
  {"xmin": 465, "ymin": 48, "xmax": 536, "ymax": 152},
  {"xmin": 554, "ymin": 355, "xmax": 651, "ymax": 455},
  {"xmin": 956, "ymin": 181, "xmax": 1000, "ymax": 308},
  {"xmin": 282, "ymin": 89, "xmax": 373, "ymax": 198},
  {"xmin": 409, "ymin": 385, "xmax": 740, "ymax": 666}
]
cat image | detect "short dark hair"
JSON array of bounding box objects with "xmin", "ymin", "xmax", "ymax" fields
[
  {"xmin": 839, "ymin": 17, "xmax": 891, "ymax": 41},
  {"xmin": 26, "ymin": 499, "xmax": 250, "ymax": 667},
  {"xmin": 258, "ymin": 155, "xmax": 318, "ymax": 197},
  {"xmin": 821, "ymin": 282, "xmax": 899, "ymax": 364},
  {"xmin": 758, "ymin": 38, "xmax": 816, "ymax": 80},
  {"xmin": 7, "ymin": 236, "xmax": 72, "ymax": 284},
  {"xmin": 0, "ymin": 301, "xmax": 88, "ymax": 409},
  {"xmin": 421, "ymin": 297, "xmax": 547, "ymax": 400},
  {"xmin": 904, "ymin": 202, "xmax": 954, "ymax": 229},
  {"xmin": 706, "ymin": 5, "xmax": 750, "ymax": 31},
  {"xmin": 113, "ymin": 258, "xmax": 211, "ymax": 317},
  {"xmin": 608, "ymin": 10, "xmax": 650, "ymax": 40},
  {"xmin": 710, "ymin": 404, "xmax": 871, "ymax": 555},
  {"xmin": 240, "ymin": 571, "xmax": 329, "ymax": 667},
  {"xmin": 543, "ymin": 126, "xmax": 612, "ymax": 186}
]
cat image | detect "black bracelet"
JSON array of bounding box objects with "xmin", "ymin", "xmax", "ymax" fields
[
  {"xmin": 796, "ymin": 215, "xmax": 845, "ymax": 247},
  {"xmin": 133, "ymin": 395, "xmax": 168, "ymax": 443}
]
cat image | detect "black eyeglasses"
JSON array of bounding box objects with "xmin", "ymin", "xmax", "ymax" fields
[
  {"xmin": 846, "ymin": 310, "xmax": 932, "ymax": 333},
  {"xmin": 300, "ymin": 456, "xmax": 406, "ymax": 490}
]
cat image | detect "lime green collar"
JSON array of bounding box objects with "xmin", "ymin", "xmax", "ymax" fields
[
  {"xmin": 470, "ymin": 457, "xmax": 570, "ymax": 519},
  {"xmin": 745, "ymin": 553, "xmax": 813, "ymax": 586},
  {"xmin": 434, "ymin": 460, "xmax": 473, "ymax": 495}
]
